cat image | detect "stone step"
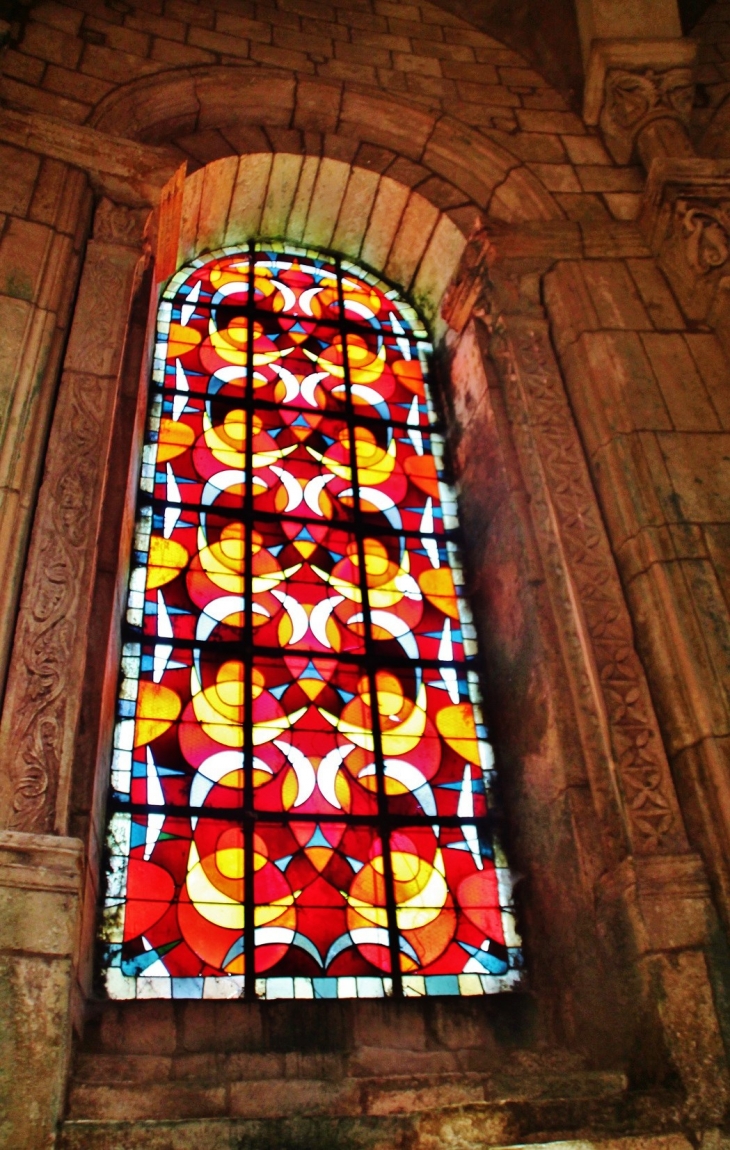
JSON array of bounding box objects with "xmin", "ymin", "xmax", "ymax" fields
[
  {"xmin": 59, "ymin": 1102, "xmax": 686, "ymax": 1150},
  {"xmin": 72, "ymin": 1046, "xmax": 625, "ymax": 1091},
  {"xmin": 66, "ymin": 1069, "xmax": 634, "ymax": 1122},
  {"xmin": 68, "ymin": 1070, "xmax": 627, "ymax": 1122}
]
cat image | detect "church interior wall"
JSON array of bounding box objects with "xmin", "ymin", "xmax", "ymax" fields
[{"xmin": 0, "ymin": 0, "xmax": 729, "ymax": 1146}]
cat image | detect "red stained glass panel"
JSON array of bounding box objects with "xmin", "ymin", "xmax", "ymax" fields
[{"xmin": 101, "ymin": 245, "xmax": 521, "ymax": 1001}]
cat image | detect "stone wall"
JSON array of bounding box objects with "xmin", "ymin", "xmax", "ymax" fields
[
  {"xmin": 0, "ymin": 0, "xmax": 730, "ymax": 1147},
  {"xmin": 1, "ymin": 0, "xmax": 647, "ymax": 222}
]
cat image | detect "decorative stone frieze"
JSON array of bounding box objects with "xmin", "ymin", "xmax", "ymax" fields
[
  {"xmin": 484, "ymin": 308, "xmax": 688, "ymax": 859},
  {"xmin": 640, "ymin": 157, "xmax": 730, "ymax": 320},
  {"xmin": 584, "ymin": 40, "xmax": 698, "ymax": 165}
]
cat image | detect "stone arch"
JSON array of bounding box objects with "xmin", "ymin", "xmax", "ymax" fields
[
  {"xmin": 89, "ymin": 66, "xmax": 563, "ymax": 228},
  {"xmin": 171, "ymin": 152, "xmax": 469, "ymax": 336}
]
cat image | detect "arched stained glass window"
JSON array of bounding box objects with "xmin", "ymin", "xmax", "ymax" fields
[{"xmin": 100, "ymin": 244, "xmax": 522, "ymax": 1001}]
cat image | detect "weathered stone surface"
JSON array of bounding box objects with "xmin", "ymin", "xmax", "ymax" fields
[
  {"xmin": 58, "ymin": 1109, "xmax": 697, "ymax": 1149},
  {"xmin": 0, "ymin": 831, "xmax": 82, "ymax": 1150}
]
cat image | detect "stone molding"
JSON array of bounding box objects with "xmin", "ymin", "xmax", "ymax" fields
[
  {"xmin": 441, "ymin": 228, "xmax": 495, "ymax": 334},
  {"xmin": 0, "ymin": 829, "xmax": 83, "ymax": 896},
  {"xmin": 640, "ymin": 156, "xmax": 730, "ymax": 320},
  {"xmin": 0, "ymin": 107, "xmax": 177, "ymax": 207},
  {"xmin": 0, "ymin": 167, "xmax": 91, "ymax": 704},
  {"xmin": 584, "ymin": 39, "xmax": 698, "ymax": 165},
  {"xmin": 484, "ymin": 309, "xmax": 688, "ymax": 859}
]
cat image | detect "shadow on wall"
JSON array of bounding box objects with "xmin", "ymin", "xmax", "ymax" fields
[
  {"xmin": 433, "ymin": 0, "xmax": 583, "ymax": 107},
  {"xmin": 433, "ymin": 0, "xmax": 713, "ymax": 109},
  {"xmin": 680, "ymin": 0, "xmax": 715, "ymax": 32}
]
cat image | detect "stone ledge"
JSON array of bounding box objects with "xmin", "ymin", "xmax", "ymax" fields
[
  {"xmin": 66, "ymin": 1071, "xmax": 633, "ymax": 1123},
  {"xmin": 59, "ymin": 1111, "xmax": 690, "ymax": 1150},
  {"xmin": 82, "ymin": 994, "xmax": 541, "ymax": 1059},
  {"xmin": 0, "ymin": 829, "xmax": 83, "ymax": 894}
]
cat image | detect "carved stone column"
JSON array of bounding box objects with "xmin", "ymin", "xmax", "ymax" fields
[
  {"xmin": 0, "ymin": 199, "xmax": 149, "ymax": 837},
  {"xmin": 445, "ymin": 232, "xmax": 729, "ymax": 1120},
  {"xmin": 0, "ymin": 198, "xmax": 149, "ymax": 1150}
]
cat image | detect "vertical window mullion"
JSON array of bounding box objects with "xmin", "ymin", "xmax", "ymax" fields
[
  {"xmin": 243, "ymin": 242, "xmax": 256, "ymax": 1000},
  {"xmin": 336, "ymin": 257, "xmax": 403, "ymax": 999}
]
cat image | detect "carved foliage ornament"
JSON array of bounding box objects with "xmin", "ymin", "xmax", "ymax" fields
[
  {"xmin": 601, "ymin": 66, "xmax": 694, "ymax": 162},
  {"xmin": 0, "ymin": 218, "xmax": 144, "ymax": 834},
  {"xmin": 676, "ymin": 197, "xmax": 730, "ymax": 274}
]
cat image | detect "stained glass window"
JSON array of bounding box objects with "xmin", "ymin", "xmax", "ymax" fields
[{"xmin": 100, "ymin": 244, "xmax": 523, "ymax": 1001}]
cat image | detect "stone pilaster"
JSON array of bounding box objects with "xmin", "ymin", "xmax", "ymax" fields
[
  {"xmin": 0, "ymin": 161, "xmax": 91, "ymax": 702},
  {"xmin": 0, "ymin": 831, "xmax": 83, "ymax": 1149},
  {"xmin": 449, "ymin": 225, "xmax": 730, "ymax": 1117},
  {"xmin": 0, "ymin": 196, "xmax": 150, "ymax": 1147}
]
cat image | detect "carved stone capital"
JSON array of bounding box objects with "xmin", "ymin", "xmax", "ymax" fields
[
  {"xmin": 584, "ymin": 39, "xmax": 697, "ymax": 165},
  {"xmin": 640, "ymin": 157, "xmax": 730, "ymax": 320},
  {"xmin": 93, "ymin": 197, "xmax": 151, "ymax": 247}
]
